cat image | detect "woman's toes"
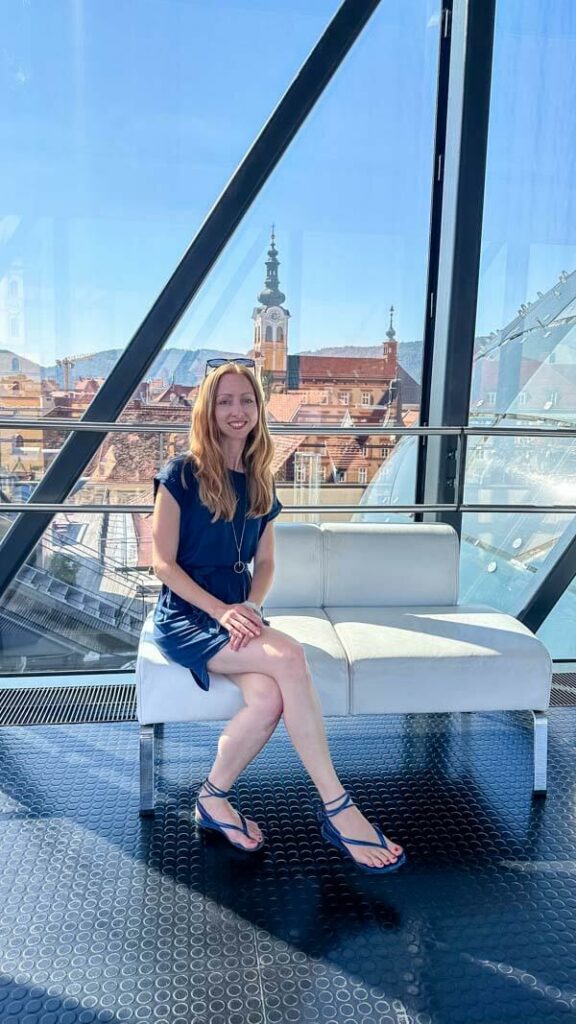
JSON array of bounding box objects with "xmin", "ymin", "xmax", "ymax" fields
[{"xmin": 247, "ymin": 820, "xmax": 262, "ymax": 840}]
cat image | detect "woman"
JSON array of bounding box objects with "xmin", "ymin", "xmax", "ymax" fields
[{"xmin": 151, "ymin": 359, "xmax": 406, "ymax": 874}]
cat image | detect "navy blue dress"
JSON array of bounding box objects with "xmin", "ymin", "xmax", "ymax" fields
[{"xmin": 152, "ymin": 455, "xmax": 283, "ymax": 691}]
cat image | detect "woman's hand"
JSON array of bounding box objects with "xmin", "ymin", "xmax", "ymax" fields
[{"xmin": 217, "ymin": 603, "xmax": 263, "ymax": 651}]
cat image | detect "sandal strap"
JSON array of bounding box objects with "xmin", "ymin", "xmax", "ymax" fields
[
  {"xmin": 196, "ymin": 800, "xmax": 250, "ymax": 837},
  {"xmin": 195, "ymin": 777, "xmax": 250, "ymax": 838},
  {"xmin": 325, "ymin": 818, "xmax": 391, "ymax": 852},
  {"xmin": 322, "ymin": 791, "xmax": 353, "ymax": 818},
  {"xmin": 199, "ymin": 776, "xmax": 233, "ymax": 799}
]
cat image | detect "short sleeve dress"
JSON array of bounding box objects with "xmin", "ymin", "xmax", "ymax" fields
[{"xmin": 152, "ymin": 455, "xmax": 283, "ymax": 692}]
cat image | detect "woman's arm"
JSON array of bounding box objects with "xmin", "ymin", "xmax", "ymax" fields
[
  {"xmin": 151, "ymin": 483, "xmax": 261, "ymax": 648},
  {"xmin": 152, "ymin": 484, "xmax": 227, "ymax": 618},
  {"xmin": 248, "ymin": 521, "xmax": 276, "ymax": 606}
]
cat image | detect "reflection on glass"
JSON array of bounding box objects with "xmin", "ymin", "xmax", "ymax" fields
[
  {"xmin": 0, "ymin": 0, "xmax": 440, "ymax": 676},
  {"xmin": 1, "ymin": 0, "xmax": 339, "ymax": 414},
  {"xmin": 461, "ymin": 2, "xmax": 576, "ymax": 653}
]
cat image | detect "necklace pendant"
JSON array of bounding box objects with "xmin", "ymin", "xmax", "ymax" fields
[{"xmin": 233, "ymin": 561, "xmax": 246, "ymax": 574}]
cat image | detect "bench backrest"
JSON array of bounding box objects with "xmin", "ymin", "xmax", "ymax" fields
[{"xmin": 264, "ymin": 522, "xmax": 460, "ymax": 609}]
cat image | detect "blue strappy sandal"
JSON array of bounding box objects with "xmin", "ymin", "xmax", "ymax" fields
[
  {"xmin": 318, "ymin": 790, "xmax": 406, "ymax": 874},
  {"xmin": 195, "ymin": 777, "xmax": 265, "ymax": 852}
]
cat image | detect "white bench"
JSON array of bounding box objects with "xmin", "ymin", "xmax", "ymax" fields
[{"xmin": 136, "ymin": 523, "xmax": 552, "ymax": 814}]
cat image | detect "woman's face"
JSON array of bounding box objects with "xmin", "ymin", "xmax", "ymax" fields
[{"xmin": 213, "ymin": 372, "xmax": 259, "ymax": 444}]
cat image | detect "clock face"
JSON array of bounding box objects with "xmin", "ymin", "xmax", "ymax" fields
[{"xmin": 268, "ymin": 307, "xmax": 282, "ymax": 321}]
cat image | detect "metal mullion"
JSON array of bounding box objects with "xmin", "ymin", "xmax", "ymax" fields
[
  {"xmin": 422, "ymin": 0, "xmax": 496, "ymax": 538},
  {"xmin": 0, "ymin": 0, "xmax": 382, "ymax": 600},
  {"xmin": 415, "ymin": 0, "xmax": 454, "ymax": 520}
]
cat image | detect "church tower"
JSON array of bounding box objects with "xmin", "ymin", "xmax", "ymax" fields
[{"xmin": 251, "ymin": 229, "xmax": 290, "ymax": 392}]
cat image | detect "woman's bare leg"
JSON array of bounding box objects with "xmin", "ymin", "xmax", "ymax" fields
[
  {"xmin": 196, "ymin": 672, "xmax": 283, "ymax": 850},
  {"xmin": 207, "ymin": 629, "xmax": 404, "ymax": 869}
]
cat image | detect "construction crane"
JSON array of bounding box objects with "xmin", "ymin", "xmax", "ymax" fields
[{"xmin": 56, "ymin": 352, "xmax": 100, "ymax": 390}]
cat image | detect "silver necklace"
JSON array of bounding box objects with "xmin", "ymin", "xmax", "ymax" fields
[{"xmin": 231, "ymin": 489, "xmax": 247, "ymax": 574}]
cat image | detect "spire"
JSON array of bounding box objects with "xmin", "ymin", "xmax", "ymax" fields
[
  {"xmin": 386, "ymin": 305, "xmax": 396, "ymax": 341},
  {"xmin": 257, "ymin": 226, "xmax": 286, "ymax": 307}
]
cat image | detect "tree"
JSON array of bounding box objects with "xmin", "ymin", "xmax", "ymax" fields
[
  {"xmin": 260, "ymin": 370, "xmax": 274, "ymax": 402},
  {"xmin": 51, "ymin": 552, "xmax": 78, "ymax": 586}
]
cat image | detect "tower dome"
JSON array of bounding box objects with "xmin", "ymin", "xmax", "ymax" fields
[{"xmin": 257, "ymin": 227, "xmax": 286, "ymax": 307}]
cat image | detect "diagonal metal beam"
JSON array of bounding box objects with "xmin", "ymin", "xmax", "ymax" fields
[
  {"xmin": 517, "ymin": 523, "xmax": 576, "ymax": 633},
  {"xmin": 0, "ymin": 0, "xmax": 382, "ymax": 599}
]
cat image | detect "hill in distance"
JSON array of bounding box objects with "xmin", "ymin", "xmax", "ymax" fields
[{"xmin": 4, "ymin": 341, "xmax": 425, "ymax": 389}]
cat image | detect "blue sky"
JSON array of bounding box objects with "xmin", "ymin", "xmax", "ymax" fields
[{"xmin": 2, "ymin": 0, "xmax": 576, "ymax": 366}]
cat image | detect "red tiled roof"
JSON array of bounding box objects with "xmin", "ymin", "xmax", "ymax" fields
[
  {"xmin": 154, "ymin": 384, "xmax": 198, "ymax": 404},
  {"xmin": 297, "ymin": 356, "xmax": 394, "ymax": 381},
  {"xmin": 266, "ymin": 393, "xmax": 303, "ymax": 422},
  {"xmin": 271, "ymin": 435, "xmax": 306, "ymax": 473}
]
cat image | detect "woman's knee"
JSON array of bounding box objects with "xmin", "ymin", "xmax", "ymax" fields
[
  {"xmin": 239, "ymin": 673, "xmax": 284, "ymax": 720},
  {"xmin": 270, "ymin": 634, "xmax": 311, "ymax": 682}
]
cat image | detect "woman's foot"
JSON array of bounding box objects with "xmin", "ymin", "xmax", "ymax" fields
[
  {"xmin": 322, "ymin": 796, "xmax": 404, "ymax": 869},
  {"xmin": 195, "ymin": 784, "xmax": 263, "ymax": 850}
]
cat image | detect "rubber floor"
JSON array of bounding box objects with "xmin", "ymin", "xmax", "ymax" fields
[{"xmin": 0, "ymin": 709, "xmax": 575, "ymax": 1024}]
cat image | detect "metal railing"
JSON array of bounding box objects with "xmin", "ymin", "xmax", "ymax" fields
[{"xmin": 1, "ymin": 420, "xmax": 576, "ymax": 515}]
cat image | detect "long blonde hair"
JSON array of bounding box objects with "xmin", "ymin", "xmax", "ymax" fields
[{"xmin": 184, "ymin": 363, "xmax": 275, "ymax": 522}]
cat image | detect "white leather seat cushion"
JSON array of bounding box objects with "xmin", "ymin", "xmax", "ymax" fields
[
  {"xmin": 265, "ymin": 609, "xmax": 349, "ymax": 716},
  {"xmin": 325, "ymin": 604, "xmax": 552, "ymax": 714},
  {"xmin": 321, "ymin": 523, "xmax": 459, "ymax": 606},
  {"xmin": 136, "ymin": 608, "xmax": 350, "ymax": 723},
  {"xmin": 136, "ymin": 614, "xmax": 245, "ymax": 724},
  {"xmin": 265, "ymin": 524, "xmax": 324, "ymax": 608}
]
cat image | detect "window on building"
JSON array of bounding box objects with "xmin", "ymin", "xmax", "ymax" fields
[
  {"xmin": 9, "ymin": 318, "xmax": 20, "ymax": 338},
  {"xmin": 336, "ymin": 469, "xmax": 346, "ymax": 482},
  {"xmin": 339, "ymin": 391, "xmax": 350, "ymax": 405},
  {"xmin": 277, "ymin": 327, "xmax": 284, "ymax": 342},
  {"xmin": 361, "ymin": 391, "xmax": 373, "ymax": 406},
  {"xmin": 265, "ymin": 326, "xmax": 273, "ymax": 342},
  {"xmin": 358, "ymin": 467, "xmax": 368, "ymax": 484},
  {"xmin": 295, "ymin": 462, "xmax": 307, "ymax": 483},
  {"xmin": 486, "ymin": 392, "xmax": 496, "ymax": 405}
]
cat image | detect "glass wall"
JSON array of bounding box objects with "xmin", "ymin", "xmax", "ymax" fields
[
  {"xmin": 462, "ymin": 0, "xmax": 576, "ymax": 652},
  {"xmin": 0, "ymin": 0, "xmax": 339, "ymax": 425},
  {"xmin": 0, "ymin": 0, "xmax": 441, "ymax": 676}
]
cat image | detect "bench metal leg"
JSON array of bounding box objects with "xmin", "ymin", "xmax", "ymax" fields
[
  {"xmin": 532, "ymin": 710, "xmax": 548, "ymax": 797},
  {"xmin": 139, "ymin": 724, "xmax": 155, "ymax": 816}
]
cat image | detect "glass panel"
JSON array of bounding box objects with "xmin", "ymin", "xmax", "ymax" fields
[
  {"xmin": 0, "ymin": 0, "xmax": 441, "ymax": 677},
  {"xmin": 466, "ymin": 0, "xmax": 576, "ymax": 651},
  {"xmin": 0, "ymin": 0, "xmax": 339, "ymax": 417},
  {"xmin": 537, "ymin": 584, "xmax": 576, "ymax": 660},
  {"xmin": 0, "ymin": 424, "xmax": 413, "ymax": 675},
  {"xmin": 459, "ymin": 511, "xmax": 572, "ymax": 612}
]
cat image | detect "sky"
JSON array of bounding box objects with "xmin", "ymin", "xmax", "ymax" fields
[{"xmin": 2, "ymin": 0, "xmax": 576, "ymax": 367}]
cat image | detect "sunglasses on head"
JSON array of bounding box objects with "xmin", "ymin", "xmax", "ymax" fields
[{"xmin": 204, "ymin": 357, "xmax": 255, "ymax": 377}]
